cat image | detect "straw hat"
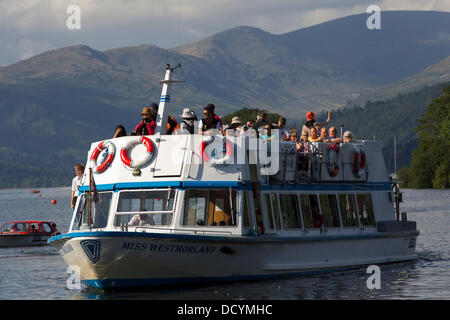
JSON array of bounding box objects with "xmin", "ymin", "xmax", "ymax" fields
[
  {"xmin": 142, "ymin": 107, "xmax": 152, "ymax": 115},
  {"xmin": 231, "ymin": 116, "xmax": 241, "ymax": 125}
]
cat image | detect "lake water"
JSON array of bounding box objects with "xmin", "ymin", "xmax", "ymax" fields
[{"xmin": 0, "ymin": 187, "xmax": 448, "ymax": 300}]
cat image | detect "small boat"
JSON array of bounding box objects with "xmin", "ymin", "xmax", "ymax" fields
[
  {"xmin": 0, "ymin": 221, "xmax": 60, "ymax": 247},
  {"xmin": 29, "ymin": 190, "xmax": 40, "ymax": 194}
]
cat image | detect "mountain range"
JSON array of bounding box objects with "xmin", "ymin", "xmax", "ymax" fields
[{"xmin": 0, "ymin": 10, "xmax": 449, "ymax": 188}]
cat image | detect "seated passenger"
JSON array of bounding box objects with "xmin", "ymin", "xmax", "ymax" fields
[
  {"xmin": 224, "ymin": 117, "xmax": 242, "ymax": 136},
  {"xmin": 30, "ymin": 225, "xmax": 37, "ymax": 232},
  {"xmin": 289, "ymin": 129, "xmax": 298, "ymax": 142},
  {"xmin": 198, "ymin": 105, "xmax": 221, "ymax": 135},
  {"xmin": 302, "ymin": 111, "xmax": 331, "ymax": 135},
  {"xmin": 308, "ymin": 127, "xmax": 322, "ymax": 142},
  {"xmin": 261, "ymin": 124, "xmax": 276, "ymax": 141},
  {"xmin": 320, "ymin": 127, "xmax": 329, "ymax": 142},
  {"xmin": 113, "ymin": 125, "xmax": 127, "ymax": 138},
  {"xmin": 135, "ymin": 106, "xmax": 156, "ymax": 136},
  {"xmin": 128, "ymin": 213, "xmax": 155, "ymax": 227},
  {"xmin": 328, "ymin": 126, "xmax": 343, "ymax": 143},
  {"xmin": 277, "ymin": 117, "xmax": 290, "ymax": 141},
  {"xmin": 343, "ymin": 131, "xmax": 354, "ymax": 143},
  {"xmin": 178, "ymin": 108, "xmax": 197, "ymax": 134}
]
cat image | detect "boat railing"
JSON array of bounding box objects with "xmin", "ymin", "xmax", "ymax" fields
[{"xmin": 133, "ymin": 226, "xmax": 233, "ymax": 236}]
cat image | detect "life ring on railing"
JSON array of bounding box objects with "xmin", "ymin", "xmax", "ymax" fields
[
  {"xmin": 327, "ymin": 143, "xmax": 340, "ymax": 177},
  {"xmin": 89, "ymin": 140, "xmax": 116, "ymax": 174},
  {"xmin": 352, "ymin": 150, "xmax": 366, "ymax": 178},
  {"xmin": 201, "ymin": 136, "xmax": 233, "ymax": 166},
  {"xmin": 120, "ymin": 136, "xmax": 154, "ymax": 169}
]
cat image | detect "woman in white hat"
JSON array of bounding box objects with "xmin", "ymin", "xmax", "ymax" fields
[
  {"xmin": 178, "ymin": 107, "xmax": 198, "ymax": 134},
  {"xmin": 224, "ymin": 116, "xmax": 242, "ymax": 136}
]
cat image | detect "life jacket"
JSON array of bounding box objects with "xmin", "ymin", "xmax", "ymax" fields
[
  {"xmin": 167, "ymin": 115, "xmax": 179, "ymax": 135},
  {"xmin": 201, "ymin": 117, "xmax": 219, "ymax": 132},
  {"xmin": 136, "ymin": 120, "xmax": 156, "ymax": 136}
]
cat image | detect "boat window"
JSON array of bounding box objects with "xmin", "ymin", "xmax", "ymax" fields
[
  {"xmin": 38, "ymin": 223, "xmax": 52, "ymax": 233},
  {"xmin": 299, "ymin": 194, "xmax": 322, "ymax": 228},
  {"xmin": 182, "ymin": 189, "xmax": 237, "ymax": 227},
  {"xmin": 279, "ymin": 194, "xmax": 301, "ymax": 229},
  {"xmin": 319, "ymin": 194, "xmax": 340, "ymax": 228},
  {"xmin": 357, "ymin": 194, "xmax": 375, "ymax": 226},
  {"xmin": 338, "ymin": 194, "xmax": 358, "ymax": 227},
  {"xmin": 72, "ymin": 192, "xmax": 113, "ymax": 230},
  {"xmin": 264, "ymin": 194, "xmax": 274, "ymax": 229},
  {"xmin": 1, "ymin": 223, "xmax": 28, "ymax": 232},
  {"xmin": 243, "ymin": 191, "xmax": 251, "ymax": 228},
  {"xmin": 272, "ymin": 193, "xmax": 282, "ymax": 229}
]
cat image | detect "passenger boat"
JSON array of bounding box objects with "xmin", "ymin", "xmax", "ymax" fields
[
  {"xmin": 0, "ymin": 221, "xmax": 59, "ymax": 247},
  {"xmin": 48, "ymin": 64, "xmax": 419, "ymax": 289}
]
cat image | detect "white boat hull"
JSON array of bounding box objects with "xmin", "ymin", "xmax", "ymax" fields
[{"xmin": 51, "ymin": 230, "xmax": 418, "ymax": 288}]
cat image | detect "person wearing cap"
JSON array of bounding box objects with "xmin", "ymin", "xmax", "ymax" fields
[
  {"xmin": 302, "ymin": 110, "xmax": 331, "ymax": 135},
  {"xmin": 148, "ymin": 103, "xmax": 179, "ymax": 135},
  {"xmin": 225, "ymin": 116, "xmax": 242, "ymax": 136},
  {"xmin": 135, "ymin": 106, "xmax": 157, "ymax": 136},
  {"xmin": 178, "ymin": 107, "xmax": 198, "ymax": 134}
]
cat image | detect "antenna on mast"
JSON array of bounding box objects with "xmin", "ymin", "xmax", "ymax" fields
[{"xmin": 154, "ymin": 64, "xmax": 184, "ymax": 135}]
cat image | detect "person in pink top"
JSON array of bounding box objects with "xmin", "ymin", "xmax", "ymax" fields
[{"xmin": 135, "ymin": 105, "xmax": 156, "ymax": 136}]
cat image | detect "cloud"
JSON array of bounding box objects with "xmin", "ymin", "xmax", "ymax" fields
[{"xmin": 0, "ymin": 0, "xmax": 448, "ymax": 66}]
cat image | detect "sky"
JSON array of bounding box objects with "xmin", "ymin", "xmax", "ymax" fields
[{"xmin": 0, "ymin": 0, "xmax": 449, "ymax": 66}]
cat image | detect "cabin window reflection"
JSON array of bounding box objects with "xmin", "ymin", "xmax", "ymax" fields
[
  {"xmin": 272, "ymin": 193, "xmax": 282, "ymax": 230},
  {"xmin": 73, "ymin": 192, "xmax": 112, "ymax": 230},
  {"xmin": 357, "ymin": 194, "xmax": 375, "ymax": 226},
  {"xmin": 319, "ymin": 194, "xmax": 340, "ymax": 228},
  {"xmin": 338, "ymin": 194, "xmax": 358, "ymax": 227},
  {"xmin": 279, "ymin": 194, "xmax": 301, "ymax": 229},
  {"xmin": 300, "ymin": 195, "xmax": 321, "ymax": 228},
  {"xmin": 243, "ymin": 191, "xmax": 252, "ymax": 228},
  {"xmin": 182, "ymin": 189, "xmax": 237, "ymax": 227},
  {"xmin": 264, "ymin": 194, "xmax": 274, "ymax": 229}
]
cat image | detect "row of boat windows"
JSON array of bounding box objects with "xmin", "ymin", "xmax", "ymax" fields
[
  {"xmin": 71, "ymin": 189, "xmax": 375, "ymax": 230},
  {"xmin": 261, "ymin": 192, "xmax": 375, "ymax": 230}
]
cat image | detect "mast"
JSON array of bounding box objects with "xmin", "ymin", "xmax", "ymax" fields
[
  {"xmin": 154, "ymin": 64, "xmax": 182, "ymax": 135},
  {"xmin": 394, "ymin": 137, "xmax": 397, "ymax": 175}
]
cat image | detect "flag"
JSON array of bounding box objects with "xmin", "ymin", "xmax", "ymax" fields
[{"xmin": 91, "ymin": 173, "xmax": 101, "ymax": 204}]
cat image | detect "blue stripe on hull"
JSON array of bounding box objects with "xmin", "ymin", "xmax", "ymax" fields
[{"xmin": 83, "ymin": 266, "xmax": 360, "ymax": 288}]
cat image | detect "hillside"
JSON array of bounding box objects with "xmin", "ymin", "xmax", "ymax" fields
[{"xmin": 0, "ymin": 10, "xmax": 449, "ymax": 188}]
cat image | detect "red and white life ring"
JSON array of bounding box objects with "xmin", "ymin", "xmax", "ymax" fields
[
  {"xmin": 89, "ymin": 140, "xmax": 116, "ymax": 174},
  {"xmin": 201, "ymin": 136, "xmax": 233, "ymax": 166},
  {"xmin": 327, "ymin": 143, "xmax": 340, "ymax": 177},
  {"xmin": 352, "ymin": 150, "xmax": 366, "ymax": 178},
  {"xmin": 120, "ymin": 136, "xmax": 154, "ymax": 169}
]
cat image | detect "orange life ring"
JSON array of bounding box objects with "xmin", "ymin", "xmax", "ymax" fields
[
  {"xmin": 352, "ymin": 150, "xmax": 366, "ymax": 177},
  {"xmin": 201, "ymin": 136, "xmax": 233, "ymax": 166},
  {"xmin": 90, "ymin": 141, "xmax": 116, "ymax": 174},
  {"xmin": 327, "ymin": 143, "xmax": 340, "ymax": 177},
  {"xmin": 120, "ymin": 136, "xmax": 154, "ymax": 169}
]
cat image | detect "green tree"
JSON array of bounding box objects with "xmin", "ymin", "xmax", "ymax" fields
[{"xmin": 409, "ymin": 85, "xmax": 450, "ymax": 188}]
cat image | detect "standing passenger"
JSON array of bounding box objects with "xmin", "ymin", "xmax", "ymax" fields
[
  {"xmin": 135, "ymin": 106, "xmax": 156, "ymax": 136},
  {"xmin": 71, "ymin": 163, "xmax": 85, "ymax": 209},
  {"xmin": 198, "ymin": 106, "xmax": 220, "ymax": 134}
]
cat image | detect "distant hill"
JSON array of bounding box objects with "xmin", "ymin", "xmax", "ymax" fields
[{"xmin": 0, "ymin": 10, "xmax": 449, "ymax": 188}]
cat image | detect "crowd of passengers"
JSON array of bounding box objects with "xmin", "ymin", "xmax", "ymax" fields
[{"xmin": 112, "ymin": 103, "xmax": 356, "ymax": 150}]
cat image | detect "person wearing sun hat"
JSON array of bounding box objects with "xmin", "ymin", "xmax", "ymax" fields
[
  {"xmin": 302, "ymin": 110, "xmax": 332, "ymax": 135},
  {"xmin": 134, "ymin": 105, "xmax": 157, "ymax": 136},
  {"xmin": 178, "ymin": 107, "xmax": 198, "ymax": 134},
  {"xmin": 224, "ymin": 116, "xmax": 242, "ymax": 136}
]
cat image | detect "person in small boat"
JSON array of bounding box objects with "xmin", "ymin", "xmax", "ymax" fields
[
  {"xmin": 343, "ymin": 131, "xmax": 354, "ymax": 143},
  {"xmin": 328, "ymin": 126, "xmax": 342, "ymax": 143},
  {"xmin": 113, "ymin": 125, "xmax": 127, "ymax": 138},
  {"xmin": 135, "ymin": 106, "xmax": 156, "ymax": 136},
  {"xmin": 178, "ymin": 107, "xmax": 197, "ymax": 134},
  {"xmin": 198, "ymin": 105, "xmax": 221, "ymax": 134},
  {"xmin": 71, "ymin": 163, "xmax": 85, "ymax": 209},
  {"xmin": 302, "ymin": 111, "xmax": 331, "ymax": 135},
  {"xmin": 308, "ymin": 127, "xmax": 322, "ymax": 142},
  {"xmin": 30, "ymin": 225, "xmax": 37, "ymax": 232},
  {"xmin": 128, "ymin": 213, "xmax": 155, "ymax": 226}
]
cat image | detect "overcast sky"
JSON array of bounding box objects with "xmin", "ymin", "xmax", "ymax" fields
[{"xmin": 0, "ymin": 0, "xmax": 448, "ymax": 66}]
